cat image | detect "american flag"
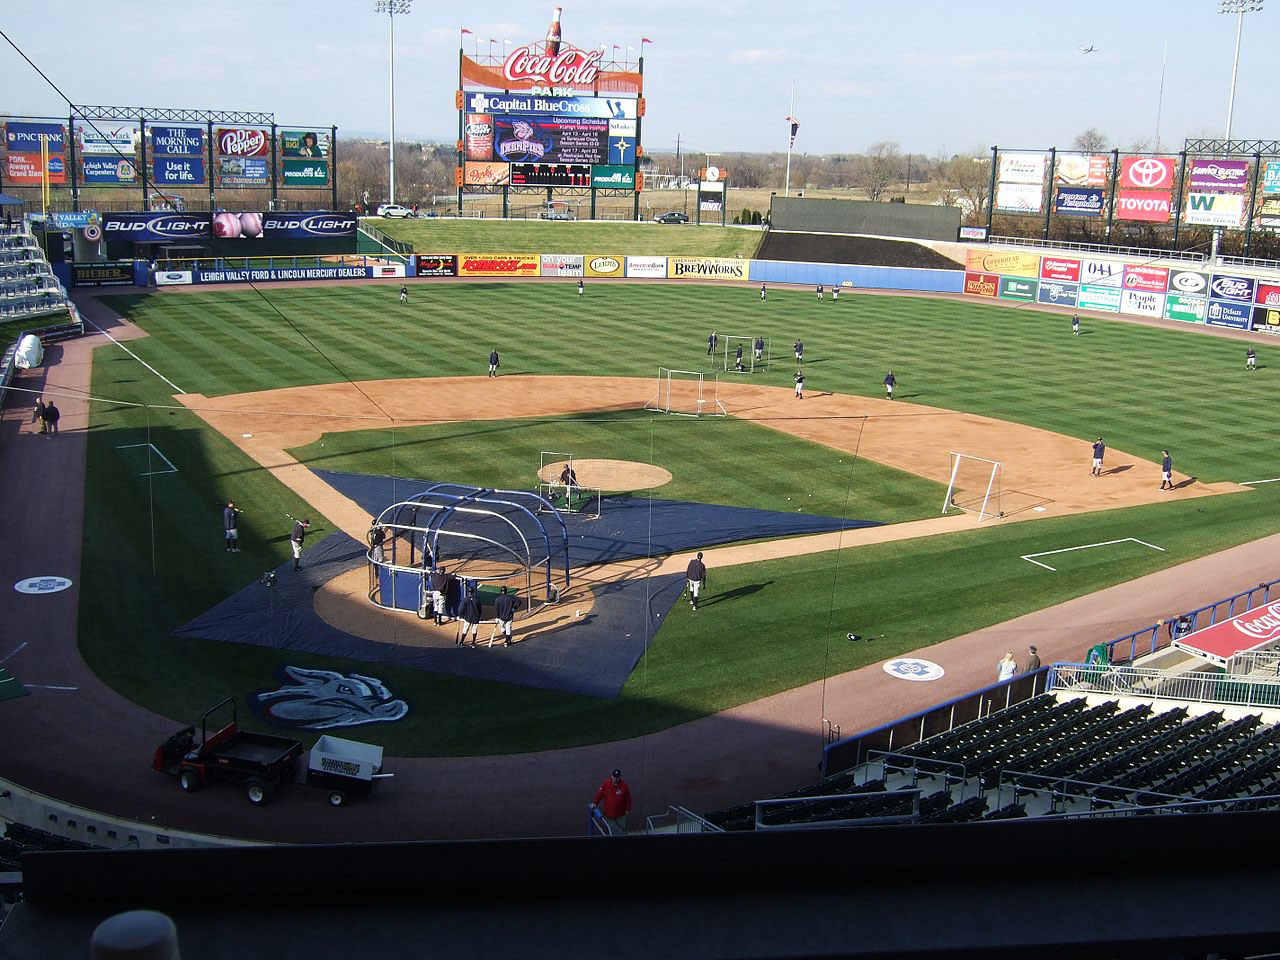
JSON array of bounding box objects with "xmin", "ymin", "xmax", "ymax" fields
[{"xmin": 786, "ymin": 116, "xmax": 800, "ymax": 148}]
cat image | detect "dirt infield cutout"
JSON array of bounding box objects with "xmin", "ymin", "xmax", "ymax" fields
[{"xmin": 537, "ymin": 458, "xmax": 672, "ymax": 492}]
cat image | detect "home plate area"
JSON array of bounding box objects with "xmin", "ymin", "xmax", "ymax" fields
[{"xmin": 173, "ymin": 470, "xmax": 881, "ymax": 699}]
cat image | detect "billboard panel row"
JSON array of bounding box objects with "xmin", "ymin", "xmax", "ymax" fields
[
  {"xmin": 101, "ymin": 212, "xmax": 355, "ymax": 243},
  {"xmin": 407, "ymin": 255, "xmax": 745, "ymax": 280}
]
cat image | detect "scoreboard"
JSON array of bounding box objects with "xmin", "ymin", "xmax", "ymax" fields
[{"xmin": 510, "ymin": 162, "xmax": 592, "ymax": 187}]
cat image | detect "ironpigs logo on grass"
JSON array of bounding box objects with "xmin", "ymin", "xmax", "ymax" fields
[{"xmin": 253, "ymin": 666, "xmax": 408, "ymax": 730}]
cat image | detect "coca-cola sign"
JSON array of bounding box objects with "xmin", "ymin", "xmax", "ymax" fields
[
  {"xmin": 503, "ymin": 45, "xmax": 602, "ymax": 89},
  {"xmin": 217, "ymin": 128, "xmax": 269, "ymax": 157}
]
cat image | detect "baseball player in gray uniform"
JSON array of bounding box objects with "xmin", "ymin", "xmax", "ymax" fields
[{"xmin": 686, "ymin": 551, "xmax": 707, "ymax": 611}]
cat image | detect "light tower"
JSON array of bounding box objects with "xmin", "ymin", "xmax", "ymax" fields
[
  {"xmin": 1218, "ymin": 0, "xmax": 1265, "ymax": 153},
  {"xmin": 375, "ymin": 0, "xmax": 413, "ymax": 205}
]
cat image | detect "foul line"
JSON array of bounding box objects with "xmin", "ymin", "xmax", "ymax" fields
[
  {"xmin": 83, "ymin": 317, "xmax": 186, "ymax": 395},
  {"xmin": 0, "ymin": 641, "xmax": 28, "ymax": 665},
  {"xmin": 1241, "ymin": 478, "xmax": 1280, "ymax": 486},
  {"xmin": 24, "ymin": 684, "xmax": 78, "ymax": 692},
  {"xmin": 116, "ymin": 442, "xmax": 178, "ymax": 476},
  {"xmin": 1021, "ymin": 537, "xmax": 1165, "ymax": 572}
]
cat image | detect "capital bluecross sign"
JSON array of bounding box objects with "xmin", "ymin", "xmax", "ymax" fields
[
  {"xmin": 101, "ymin": 213, "xmax": 211, "ymax": 243},
  {"xmin": 1054, "ymin": 187, "xmax": 1104, "ymax": 217},
  {"xmin": 150, "ymin": 125, "xmax": 204, "ymax": 156},
  {"xmin": 281, "ymin": 159, "xmax": 329, "ymax": 186}
]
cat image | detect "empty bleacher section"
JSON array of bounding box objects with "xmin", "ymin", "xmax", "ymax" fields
[
  {"xmin": 698, "ymin": 690, "xmax": 1280, "ymax": 831},
  {"xmin": 0, "ymin": 221, "xmax": 70, "ymax": 322},
  {"xmin": 756, "ymin": 231, "xmax": 964, "ymax": 270}
]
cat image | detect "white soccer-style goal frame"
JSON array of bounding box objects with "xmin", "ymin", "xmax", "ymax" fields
[
  {"xmin": 722, "ymin": 335, "xmax": 770, "ymax": 374},
  {"xmin": 645, "ymin": 367, "xmax": 726, "ymax": 417},
  {"xmin": 942, "ymin": 452, "xmax": 1003, "ymax": 523}
]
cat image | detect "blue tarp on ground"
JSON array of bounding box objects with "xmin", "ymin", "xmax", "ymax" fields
[
  {"xmin": 310, "ymin": 468, "xmax": 877, "ymax": 569},
  {"xmin": 172, "ymin": 474, "xmax": 880, "ymax": 699}
]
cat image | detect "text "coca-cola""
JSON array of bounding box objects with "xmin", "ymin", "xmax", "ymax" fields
[{"xmin": 503, "ymin": 46, "xmax": 602, "ymax": 88}]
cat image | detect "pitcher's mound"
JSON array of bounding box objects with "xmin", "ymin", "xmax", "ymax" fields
[{"xmin": 538, "ymin": 459, "xmax": 672, "ymax": 492}]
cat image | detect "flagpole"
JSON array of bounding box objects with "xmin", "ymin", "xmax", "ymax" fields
[{"xmin": 784, "ymin": 81, "xmax": 794, "ymax": 197}]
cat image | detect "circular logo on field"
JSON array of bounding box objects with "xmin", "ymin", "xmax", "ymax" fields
[
  {"xmin": 14, "ymin": 576, "xmax": 73, "ymax": 595},
  {"xmin": 883, "ymin": 658, "xmax": 945, "ymax": 682}
]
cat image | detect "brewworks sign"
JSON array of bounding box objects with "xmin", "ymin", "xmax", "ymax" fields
[{"xmin": 668, "ymin": 257, "xmax": 747, "ymax": 281}]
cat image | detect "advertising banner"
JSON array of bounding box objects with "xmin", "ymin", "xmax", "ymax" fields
[
  {"xmin": 668, "ymin": 257, "xmax": 748, "ymax": 281},
  {"xmin": 216, "ymin": 128, "xmax": 270, "ymax": 157},
  {"xmin": 1040, "ymin": 257, "xmax": 1081, "ymax": 283},
  {"xmin": 281, "ymin": 131, "xmax": 328, "ymax": 157},
  {"xmin": 49, "ymin": 211, "xmax": 96, "ymax": 228},
  {"xmin": 626, "ymin": 256, "xmax": 668, "ymax": 278},
  {"xmin": 153, "ymin": 156, "xmax": 205, "ymax": 185},
  {"xmin": 259, "ymin": 213, "xmax": 356, "ymax": 239},
  {"xmin": 539, "ymin": 254, "xmax": 584, "ymax": 277},
  {"xmin": 1167, "ymin": 268, "xmax": 1210, "ymax": 297},
  {"xmin": 609, "ymin": 118, "xmax": 637, "ymax": 138},
  {"xmin": 1120, "ymin": 288, "xmax": 1165, "ymax": 318},
  {"xmin": 1079, "ymin": 258, "xmax": 1125, "ymax": 287},
  {"xmin": 1253, "ymin": 306, "xmax": 1280, "ymax": 334},
  {"xmin": 464, "ymin": 161, "xmax": 511, "ymax": 186},
  {"xmin": 998, "ymin": 276, "xmax": 1038, "ymax": 301},
  {"xmin": 187, "ymin": 266, "xmax": 370, "ymax": 285},
  {"xmin": 1123, "ymin": 265, "xmax": 1169, "ymax": 293},
  {"xmin": 464, "ymin": 114, "xmax": 495, "ymax": 161},
  {"xmin": 998, "ymin": 154, "xmax": 1046, "ymax": 184},
  {"xmin": 281, "ymin": 159, "xmax": 329, "ymax": 186},
  {"xmin": 1187, "ymin": 158, "xmax": 1251, "ymax": 194},
  {"xmin": 1208, "ymin": 274, "xmax": 1256, "ymax": 304},
  {"xmin": 79, "ymin": 125, "xmax": 135, "ymax": 154},
  {"xmin": 958, "ymin": 226, "xmax": 989, "ymax": 241},
  {"xmin": 1266, "ymin": 161, "xmax": 1280, "ymax": 196},
  {"xmin": 1037, "ymin": 280, "xmax": 1079, "ymax": 307},
  {"xmin": 154, "ymin": 270, "xmax": 193, "ymax": 286},
  {"xmin": 1055, "ymin": 154, "xmax": 1110, "ymax": 187},
  {"xmin": 368, "ymin": 264, "xmax": 406, "ymax": 278},
  {"xmin": 82, "ymin": 156, "xmax": 138, "ymax": 184},
  {"xmin": 101, "ymin": 212, "xmax": 210, "ymax": 243},
  {"xmin": 963, "ymin": 272, "xmax": 998, "ymax": 298},
  {"xmin": 1055, "ymin": 187, "xmax": 1104, "ymax": 217},
  {"xmin": 1115, "ymin": 189, "xmax": 1171, "ymax": 223},
  {"xmin": 458, "ymin": 254, "xmax": 540, "ymax": 277},
  {"xmin": 591, "ymin": 165, "xmax": 636, "ymax": 189},
  {"xmin": 490, "ymin": 115, "xmax": 608, "ymax": 164},
  {"xmin": 965, "ymin": 250, "xmax": 1040, "ymax": 278},
  {"xmin": 1255, "ymin": 283, "xmax": 1280, "ymax": 306},
  {"xmin": 995, "ymin": 182, "xmax": 1042, "ymax": 213},
  {"xmin": 150, "ymin": 125, "xmax": 204, "ymax": 156},
  {"xmin": 608, "ymin": 134, "xmax": 636, "ymax": 166},
  {"xmin": 463, "ymin": 91, "xmax": 636, "ymax": 119},
  {"xmin": 1186, "ymin": 193, "xmax": 1243, "ymax": 227},
  {"xmin": 1119, "ymin": 156, "xmax": 1175, "ymax": 190},
  {"xmin": 1205, "ymin": 299, "xmax": 1253, "ymax": 330},
  {"xmin": 1164, "ymin": 293, "xmax": 1208, "ymax": 323},
  {"xmin": 70, "ymin": 261, "xmax": 135, "ymax": 287},
  {"xmin": 414, "ymin": 255, "xmax": 457, "ymax": 277},
  {"xmin": 1260, "ymin": 198, "xmax": 1280, "ymax": 217},
  {"xmin": 218, "ymin": 156, "xmax": 269, "ymax": 186},
  {"xmin": 1078, "ymin": 284, "xmax": 1122, "ymax": 312},
  {"xmin": 5, "ymin": 153, "xmax": 65, "ymax": 185},
  {"xmin": 5, "ymin": 121, "xmax": 65, "ymax": 152},
  {"xmin": 584, "ymin": 254, "xmax": 625, "ymax": 278}
]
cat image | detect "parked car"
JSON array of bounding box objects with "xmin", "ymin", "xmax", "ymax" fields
[
  {"xmin": 654, "ymin": 211, "xmax": 689, "ymax": 224},
  {"xmin": 539, "ymin": 207, "xmax": 575, "ymax": 221},
  {"xmin": 375, "ymin": 204, "xmax": 415, "ymax": 218}
]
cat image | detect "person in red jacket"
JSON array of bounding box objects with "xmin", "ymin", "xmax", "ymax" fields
[{"xmin": 591, "ymin": 768, "xmax": 632, "ymax": 836}]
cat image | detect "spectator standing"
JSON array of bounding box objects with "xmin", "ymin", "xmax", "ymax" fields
[
  {"xmin": 1023, "ymin": 645, "xmax": 1041, "ymax": 673},
  {"xmin": 223, "ymin": 500, "xmax": 243, "ymax": 553},
  {"xmin": 33, "ymin": 397, "xmax": 46, "ymax": 434},
  {"xmin": 996, "ymin": 651, "xmax": 1017, "ymax": 682},
  {"xmin": 43, "ymin": 400, "xmax": 60, "ymax": 438},
  {"xmin": 591, "ymin": 768, "xmax": 632, "ymax": 836}
]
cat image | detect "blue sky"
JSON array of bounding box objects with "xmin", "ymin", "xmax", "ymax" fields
[{"xmin": 0, "ymin": 0, "xmax": 1273, "ymax": 155}]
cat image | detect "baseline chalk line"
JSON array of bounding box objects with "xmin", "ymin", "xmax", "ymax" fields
[
  {"xmin": 1021, "ymin": 537, "xmax": 1165, "ymax": 573},
  {"xmin": 83, "ymin": 317, "xmax": 186, "ymax": 395}
]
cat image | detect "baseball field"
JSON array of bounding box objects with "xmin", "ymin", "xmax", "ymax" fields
[{"xmin": 73, "ymin": 281, "xmax": 1279, "ymax": 757}]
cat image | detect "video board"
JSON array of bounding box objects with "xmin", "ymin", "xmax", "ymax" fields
[{"xmin": 510, "ymin": 162, "xmax": 592, "ymax": 187}]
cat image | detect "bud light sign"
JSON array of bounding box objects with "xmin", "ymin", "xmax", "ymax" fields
[
  {"xmin": 1209, "ymin": 274, "xmax": 1256, "ymax": 304},
  {"xmin": 260, "ymin": 213, "xmax": 356, "ymax": 239},
  {"xmin": 150, "ymin": 126, "xmax": 204, "ymax": 156},
  {"xmin": 101, "ymin": 213, "xmax": 211, "ymax": 243},
  {"xmin": 153, "ymin": 156, "xmax": 205, "ymax": 185}
]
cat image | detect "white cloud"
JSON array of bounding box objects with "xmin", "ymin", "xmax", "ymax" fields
[{"xmin": 728, "ymin": 48, "xmax": 788, "ymax": 64}]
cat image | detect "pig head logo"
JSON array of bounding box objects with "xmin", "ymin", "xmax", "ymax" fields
[{"xmin": 254, "ymin": 666, "xmax": 408, "ymax": 730}]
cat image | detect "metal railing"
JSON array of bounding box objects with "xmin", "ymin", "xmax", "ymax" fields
[
  {"xmin": 991, "ymin": 769, "xmax": 1191, "ymax": 815},
  {"xmin": 1033, "ymin": 792, "xmax": 1280, "ymax": 820},
  {"xmin": 1104, "ymin": 579, "xmax": 1279, "ymax": 665},
  {"xmin": 644, "ymin": 805, "xmax": 724, "ymax": 834},
  {"xmin": 753, "ymin": 788, "xmax": 922, "ymax": 830},
  {"xmin": 1219, "ymin": 254, "xmax": 1280, "ymax": 272},
  {"xmin": 988, "ymin": 235, "xmax": 1207, "ymax": 263},
  {"xmin": 1227, "ymin": 649, "xmax": 1280, "ymax": 678},
  {"xmin": 1048, "ymin": 662, "xmax": 1280, "ymax": 709},
  {"xmin": 355, "ymin": 220, "xmax": 413, "ymax": 257}
]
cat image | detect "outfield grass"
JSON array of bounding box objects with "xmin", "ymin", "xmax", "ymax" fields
[
  {"xmin": 78, "ymin": 283, "xmax": 1280, "ymax": 754},
  {"xmin": 366, "ymin": 217, "xmax": 763, "ymax": 258},
  {"xmin": 288, "ymin": 410, "xmax": 945, "ymax": 526}
]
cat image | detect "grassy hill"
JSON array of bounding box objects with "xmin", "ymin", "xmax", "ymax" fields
[{"xmin": 367, "ymin": 216, "xmax": 763, "ymax": 258}]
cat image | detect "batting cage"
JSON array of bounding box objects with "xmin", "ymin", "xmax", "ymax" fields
[{"xmin": 367, "ymin": 484, "xmax": 570, "ymax": 621}]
